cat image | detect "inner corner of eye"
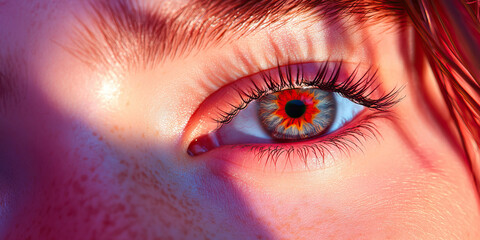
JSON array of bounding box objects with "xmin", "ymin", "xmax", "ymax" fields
[{"xmin": 187, "ymin": 88, "xmax": 364, "ymax": 157}]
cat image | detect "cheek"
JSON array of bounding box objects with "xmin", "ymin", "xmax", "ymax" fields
[
  {"xmin": 211, "ymin": 118, "xmax": 480, "ymax": 239},
  {"xmin": 223, "ymin": 165, "xmax": 479, "ymax": 239},
  {"xmin": 2, "ymin": 113, "xmax": 276, "ymax": 239},
  {"xmin": 2, "ymin": 118, "xmax": 199, "ymax": 239}
]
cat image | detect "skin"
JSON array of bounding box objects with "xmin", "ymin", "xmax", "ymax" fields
[{"xmin": 0, "ymin": 0, "xmax": 479, "ymax": 239}]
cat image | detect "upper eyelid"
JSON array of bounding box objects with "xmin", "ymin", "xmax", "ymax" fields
[
  {"xmin": 66, "ymin": 0, "xmax": 405, "ymax": 72},
  {"xmin": 181, "ymin": 43, "xmax": 378, "ymax": 142},
  {"xmin": 213, "ymin": 62, "xmax": 401, "ymax": 126}
]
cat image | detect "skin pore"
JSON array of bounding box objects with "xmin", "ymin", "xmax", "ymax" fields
[{"xmin": 0, "ymin": 0, "xmax": 479, "ymax": 239}]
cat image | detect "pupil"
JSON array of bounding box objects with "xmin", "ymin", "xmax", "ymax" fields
[{"xmin": 285, "ymin": 100, "xmax": 306, "ymax": 118}]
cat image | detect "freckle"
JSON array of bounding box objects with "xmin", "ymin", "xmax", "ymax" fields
[
  {"xmin": 92, "ymin": 173, "xmax": 100, "ymax": 182},
  {"xmin": 66, "ymin": 208, "xmax": 77, "ymax": 217},
  {"xmin": 73, "ymin": 181, "xmax": 85, "ymax": 195},
  {"xmin": 92, "ymin": 132, "xmax": 98, "ymax": 136},
  {"xmin": 128, "ymin": 231, "xmax": 137, "ymax": 239},
  {"xmin": 66, "ymin": 178, "xmax": 73, "ymax": 185},
  {"xmin": 102, "ymin": 214, "xmax": 115, "ymax": 228},
  {"xmin": 117, "ymin": 171, "xmax": 128, "ymax": 184},
  {"xmin": 86, "ymin": 204, "xmax": 99, "ymax": 216},
  {"xmin": 114, "ymin": 203, "xmax": 126, "ymax": 213},
  {"xmin": 159, "ymin": 189, "xmax": 168, "ymax": 198},
  {"xmin": 80, "ymin": 174, "xmax": 88, "ymax": 182}
]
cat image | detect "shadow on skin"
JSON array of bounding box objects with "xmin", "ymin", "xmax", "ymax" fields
[{"xmin": 0, "ymin": 68, "xmax": 274, "ymax": 239}]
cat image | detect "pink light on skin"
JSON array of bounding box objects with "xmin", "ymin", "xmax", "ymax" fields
[{"xmin": 0, "ymin": 0, "xmax": 479, "ymax": 239}]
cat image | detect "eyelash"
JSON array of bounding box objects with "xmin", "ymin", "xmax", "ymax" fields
[
  {"xmin": 209, "ymin": 61, "xmax": 403, "ymax": 168},
  {"xmin": 214, "ymin": 61, "xmax": 402, "ymax": 126},
  {"xmin": 230, "ymin": 111, "xmax": 389, "ymax": 169}
]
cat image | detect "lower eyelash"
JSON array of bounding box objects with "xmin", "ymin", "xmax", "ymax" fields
[{"xmin": 226, "ymin": 111, "xmax": 391, "ymax": 170}]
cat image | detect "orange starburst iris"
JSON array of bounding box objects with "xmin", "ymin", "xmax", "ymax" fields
[{"xmin": 273, "ymin": 89, "xmax": 321, "ymax": 130}]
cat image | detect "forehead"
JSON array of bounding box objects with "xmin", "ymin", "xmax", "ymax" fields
[
  {"xmin": 2, "ymin": 0, "xmax": 188, "ymax": 10},
  {"xmin": 0, "ymin": 0, "xmax": 196, "ymax": 37},
  {"xmin": 0, "ymin": 0, "xmax": 404, "ymax": 86},
  {"xmin": 0, "ymin": 0, "xmax": 405, "ymax": 86}
]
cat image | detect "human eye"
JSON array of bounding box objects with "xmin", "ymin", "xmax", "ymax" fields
[{"xmin": 185, "ymin": 61, "xmax": 401, "ymax": 172}]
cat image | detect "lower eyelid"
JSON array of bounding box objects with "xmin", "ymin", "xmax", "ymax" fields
[{"xmin": 192, "ymin": 110, "xmax": 389, "ymax": 173}]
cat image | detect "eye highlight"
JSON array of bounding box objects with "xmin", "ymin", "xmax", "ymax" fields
[{"xmin": 259, "ymin": 88, "xmax": 336, "ymax": 140}]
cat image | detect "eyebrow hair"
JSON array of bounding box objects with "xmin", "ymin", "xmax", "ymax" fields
[{"xmin": 68, "ymin": 0, "xmax": 405, "ymax": 71}]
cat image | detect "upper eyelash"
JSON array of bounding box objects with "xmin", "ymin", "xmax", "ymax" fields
[{"xmin": 214, "ymin": 61, "xmax": 403, "ymax": 126}]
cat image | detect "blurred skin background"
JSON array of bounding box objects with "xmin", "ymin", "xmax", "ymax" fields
[{"xmin": 0, "ymin": 0, "xmax": 479, "ymax": 239}]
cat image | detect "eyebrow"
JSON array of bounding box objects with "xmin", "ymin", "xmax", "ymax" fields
[{"xmin": 68, "ymin": 0, "xmax": 405, "ymax": 71}]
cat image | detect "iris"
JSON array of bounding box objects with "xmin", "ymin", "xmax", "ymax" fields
[{"xmin": 258, "ymin": 88, "xmax": 336, "ymax": 140}]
